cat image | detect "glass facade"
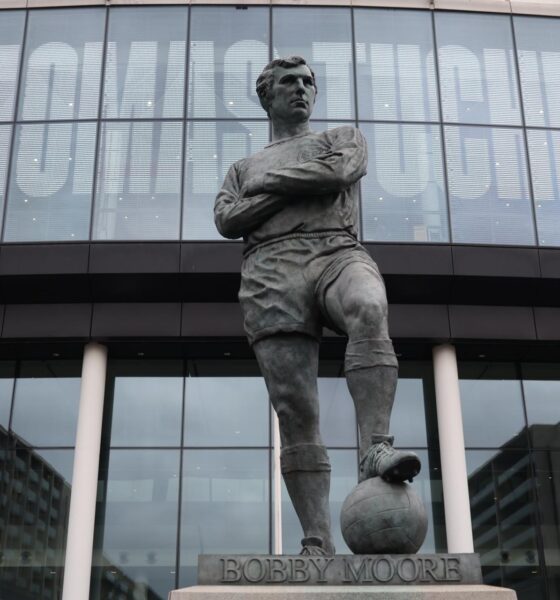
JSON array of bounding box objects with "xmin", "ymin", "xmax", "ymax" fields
[
  {"xmin": 0, "ymin": 6, "xmax": 559, "ymax": 245},
  {"xmin": 460, "ymin": 362, "xmax": 560, "ymax": 600}
]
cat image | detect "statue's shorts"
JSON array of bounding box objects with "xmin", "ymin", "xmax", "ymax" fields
[{"xmin": 239, "ymin": 233, "xmax": 385, "ymax": 345}]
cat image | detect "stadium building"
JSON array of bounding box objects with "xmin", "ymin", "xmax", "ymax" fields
[{"xmin": 0, "ymin": 0, "xmax": 558, "ymax": 599}]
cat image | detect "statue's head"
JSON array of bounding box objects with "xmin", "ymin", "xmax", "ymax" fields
[{"xmin": 256, "ymin": 56, "xmax": 317, "ymax": 122}]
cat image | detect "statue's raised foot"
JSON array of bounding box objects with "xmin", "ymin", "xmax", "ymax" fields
[{"xmin": 359, "ymin": 435, "xmax": 421, "ymax": 483}]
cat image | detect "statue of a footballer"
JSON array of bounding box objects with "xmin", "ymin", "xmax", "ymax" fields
[{"xmin": 214, "ymin": 56, "xmax": 421, "ymax": 556}]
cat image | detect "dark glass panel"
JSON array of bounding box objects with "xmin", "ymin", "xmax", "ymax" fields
[
  {"xmin": 532, "ymin": 450, "xmax": 560, "ymax": 600},
  {"xmin": 354, "ymin": 8, "xmax": 438, "ymax": 122},
  {"xmin": 179, "ymin": 449, "xmax": 270, "ymax": 587},
  {"xmin": 5, "ymin": 122, "xmax": 96, "ymax": 241},
  {"xmin": 103, "ymin": 7, "xmax": 187, "ymax": 120},
  {"xmin": 183, "ymin": 120, "xmax": 268, "ymax": 240},
  {"xmin": 91, "ymin": 449, "xmax": 180, "ymax": 600},
  {"xmin": 527, "ymin": 129, "xmax": 560, "ymax": 247},
  {"xmin": 467, "ymin": 449, "xmax": 547, "ymax": 599},
  {"xmin": 435, "ymin": 12, "xmax": 521, "ymax": 126},
  {"xmin": 317, "ymin": 378, "xmax": 357, "ymax": 448},
  {"xmin": 272, "ymin": 7, "xmax": 354, "ymax": 121},
  {"xmin": 0, "ymin": 447, "xmax": 73, "ymax": 600},
  {"xmin": 184, "ymin": 376, "xmax": 269, "ymax": 447},
  {"xmin": 521, "ymin": 364, "xmax": 560, "ymax": 449},
  {"xmin": 188, "ymin": 6, "xmax": 269, "ymax": 119},
  {"xmin": 360, "ymin": 122, "xmax": 448, "ymax": 243},
  {"xmin": 106, "ymin": 361, "xmax": 183, "ymax": 448},
  {"xmin": 514, "ymin": 16, "xmax": 560, "ymax": 128},
  {"xmin": 459, "ymin": 363, "xmax": 527, "ymax": 449},
  {"xmin": 18, "ymin": 8, "xmax": 105, "ymax": 121},
  {"xmin": 445, "ymin": 125, "xmax": 534, "ymax": 246},
  {"xmin": 0, "ymin": 10, "xmax": 25, "ymax": 122},
  {"xmin": 10, "ymin": 361, "xmax": 81, "ymax": 448},
  {"xmin": 93, "ymin": 121, "xmax": 182, "ymax": 240}
]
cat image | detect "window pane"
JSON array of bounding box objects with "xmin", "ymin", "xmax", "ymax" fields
[
  {"xmin": 521, "ymin": 364, "xmax": 560, "ymax": 449},
  {"xmin": 0, "ymin": 447, "xmax": 74, "ymax": 600},
  {"xmin": 107, "ymin": 364, "xmax": 183, "ymax": 447},
  {"xmin": 5, "ymin": 122, "xmax": 96, "ymax": 242},
  {"xmin": 93, "ymin": 121, "xmax": 182, "ymax": 240},
  {"xmin": 0, "ymin": 124, "xmax": 12, "ymax": 233},
  {"xmin": 0, "ymin": 362, "xmax": 14, "ymax": 430},
  {"xmin": 467, "ymin": 449, "xmax": 546, "ymax": 599},
  {"xmin": 436, "ymin": 13, "xmax": 521, "ymax": 126},
  {"xmin": 532, "ymin": 450, "xmax": 560, "ymax": 600},
  {"xmin": 183, "ymin": 120, "xmax": 268, "ymax": 240},
  {"xmin": 361, "ymin": 123, "xmax": 447, "ymax": 242},
  {"xmin": 0, "ymin": 10, "xmax": 25, "ymax": 122},
  {"xmin": 103, "ymin": 7, "xmax": 187, "ymax": 120},
  {"xmin": 18, "ymin": 8, "xmax": 104, "ymax": 121},
  {"xmin": 188, "ymin": 7, "xmax": 268, "ymax": 120},
  {"xmin": 354, "ymin": 9, "xmax": 438, "ymax": 122},
  {"xmin": 391, "ymin": 368, "xmax": 431, "ymax": 449},
  {"xmin": 91, "ymin": 450, "xmax": 180, "ymax": 600},
  {"xmin": 179, "ymin": 449, "xmax": 269, "ymax": 587},
  {"xmin": 273, "ymin": 8, "xmax": 354, "ymax": 121},
  {"xmin": 445, "ymin": 125, "xmax": 534, "ymax": 245},
  {"xmin": 281, "ymin": 449, "xmax": 356, "ymax": 555},
  {"xmin": 459, "ymin": 363, "xmax": 527, "ymax": 449},
  {"xmin": 318, "ymin": 378, "xmax": 357, "ymax": 448},
  {"xmin": 515, "ymin": 16, "xmax": 560, "ymax": 128},
  {"xmin": 10, "ymin": 361, "xmax": 81, "ymax": 448},
  {"xmin": 527, "ymin": 129, "xmax": 560, "ymax": 247},
  {"xmin": 184, "ymin": 377, "xmax": 268, "ymax": 447}
]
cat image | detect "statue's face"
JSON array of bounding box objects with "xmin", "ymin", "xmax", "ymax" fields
[{"xmin": 268, "ymin": 64, "xmax": 316, "ymax": 123}]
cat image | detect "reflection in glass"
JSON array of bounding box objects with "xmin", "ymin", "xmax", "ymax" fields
[
  {"xmin": 184, "ymin": 377, "xmax": 268, "ymax": 447},
  {"xmin": 188, "ymin": 7, "xmax": 269, "ymax": 119},
  {"xmin": 0, "ymin": 362, "xmax": 14, "ymax": 431},
  {"xmin": 109, "ymin": 372, "xmax": 183, "ymax": 447},
  {"xmin": 466, "ymin": 449, "xmax": 546, "ymax": 599},
  {"xmin": 179, "ymin": 449, "xmax": 269, "ymax": 587},
  {"xmin": 273, "ymin": 7, "xmax": 354, "ymax": 121},
  {"xmin": 10, "ymin": 361, "xmax": 81, "ymax": 448},
  {"xmin": 183, "ymin": 120, "xmax": 268, "ymax": 240},
  {"xmin": 361, "ymin": 123, "xmax": 447, "ymax": 242},
  {"xmin": 435, "ymin": 13, "xmax": 521, "ymax": 126},
  {"xmin": 18, "ymin": 8, "xmax": 105, "ymax": 121},
  {"xmin": 92, "ymin": 450, "xmax": 180, "ymax": 600},
  {"xmin": 0, "ymin": 125, "xmax": 11, "ymax": 236},
  {"xmin": 515, "ymin": 16, "xmax": 560, "ymax": 128},
  {"xmin": 0, "ymin": 447, "xmax": 73, "ymax": 600},
  {"xmin": 391, "ymin": 377, "xmax": 429, "ymax": 449},
  {"xmin": 445, "ymin": 126, "xmax": 534, "ymax": 245},
  {"xmin": 5, "ymin": 122, "xmax": 96, "ymax": 241},
  {"xmin": 0, "ymin": 10, "xmax": 25, "ymax": 122},
  {"xmin": 527, "ymin": 129, "xmax": 560, "ymax": 247},
  {"xmin": 532, "ymin": 450, "xmax": 560, "ymax": 600},
  {"xmin": 354, "ymin": 9, "xmax": 438, "ymax": 122},
  {"xmin": 94, "ymin": 121, "xmax": 182, "ymax": 240},
  {"xmin": 521, "ymin": 364, "xmax": 560, "ymax": 449},
  {"xmin": 103, "ymin": 7, "xmax": 187, "ymax": 120},
  {"xmin": 459, "ymin": 363, "xmax": 527, "ymax": 449}
]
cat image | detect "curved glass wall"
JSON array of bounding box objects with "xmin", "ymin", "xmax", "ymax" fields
[{"xmin": 0, "ymin": 6, "xmax": 560, "ymax": 246}]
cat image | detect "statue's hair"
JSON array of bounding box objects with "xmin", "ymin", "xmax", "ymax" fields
[{"xmin": 256, "ymin": 56, "xmax": 317, "ymax": 116}]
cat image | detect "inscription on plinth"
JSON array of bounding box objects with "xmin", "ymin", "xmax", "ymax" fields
[{"xmin": 198, "ymin": 554, "xmax": 482, "ymax": 587}]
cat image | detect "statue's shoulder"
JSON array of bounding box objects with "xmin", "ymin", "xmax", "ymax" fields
[{"xmin": 322, "ymin": 124, "xmax": 365, "ymax": 143}]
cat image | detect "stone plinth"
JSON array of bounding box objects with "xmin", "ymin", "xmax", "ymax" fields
[{"xmin": 169, "ymin": 584, "xmax": 518, "ymax": 600}]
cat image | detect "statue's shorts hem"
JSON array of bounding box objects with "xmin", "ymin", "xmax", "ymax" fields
[{"xmin": 239, "ymin": 234, "xmax": 384, "ymax": 346}]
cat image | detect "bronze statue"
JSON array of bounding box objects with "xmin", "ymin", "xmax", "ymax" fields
[{"xmin": 215, "ymin": 56, "xmax": 420, "ymax": 556}]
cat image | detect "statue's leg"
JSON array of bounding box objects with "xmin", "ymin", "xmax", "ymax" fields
[
  {"xmin": 253, "ymin": 333, "xmax": 335, "ymax": 555},
  {"xmin": 323, "ymin": 261, "xmax": 420, "ymax": 483}
]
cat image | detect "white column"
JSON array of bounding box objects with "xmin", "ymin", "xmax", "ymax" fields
[
  {"xmin": 62, "ymin": 342, "xmax": 108, "ymax": 600},
  {"xmin": 273, "ymin": 413, "xmax": 283, "ymax": 554},
  {"xmin": 432, "ymin": 343, "xmax": 474, "ymax": 553}
]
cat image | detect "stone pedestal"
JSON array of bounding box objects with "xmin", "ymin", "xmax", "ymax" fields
[{"xmin": 169, "ymin": 584, "xmax": 518, "ymax": 600}]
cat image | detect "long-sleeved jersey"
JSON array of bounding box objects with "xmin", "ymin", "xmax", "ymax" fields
[{"xmin": 214, "ymin": 125, "xmax": 367, "ymax": 253}]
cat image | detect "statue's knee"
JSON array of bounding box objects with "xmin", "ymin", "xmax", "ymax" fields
[{"xmin": 271, "ymin": 387, "xmax": 320, "ymax": 443}]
